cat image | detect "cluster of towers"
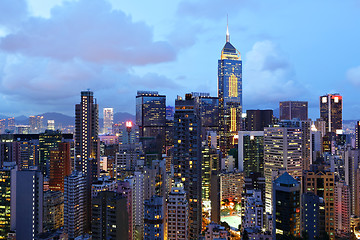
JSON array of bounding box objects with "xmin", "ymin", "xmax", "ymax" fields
[{"xmin": 0, "ymin": 25, "xmax": 359, "ymax": 240}]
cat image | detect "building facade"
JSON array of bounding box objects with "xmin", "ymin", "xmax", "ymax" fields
[{"xmin": 320, "ymin": 94, "xmax": 342, "ymax": 134}]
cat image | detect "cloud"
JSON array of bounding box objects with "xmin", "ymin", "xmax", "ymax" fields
[
  {"xmin": 0, "ymin": 0, "xmax": 27, "ymax": 28},
  {"xmin": 243, "ymin": 40, "xmax": 306, "ymax": 107},
  {"xmin": 0, "ymin": 0, "xmax": 176, "ymax": 65},
  {"xmin": 347, "ymin": 65, "xmax": 360, "ymax": 86}
]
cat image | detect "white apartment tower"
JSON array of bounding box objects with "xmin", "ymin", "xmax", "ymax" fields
[{"xmin": 167, "ymin": 182, "xmax": 189, "ymax": 240}]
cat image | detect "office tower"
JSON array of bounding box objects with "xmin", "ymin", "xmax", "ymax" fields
[
  {"xmin": 272, "ymin": 172, "xmax": 300, "ymax": 238},
  {"xmin": 303, "ymin": 170, "xmax": 335, "ymax": 239},
  {"xmin": 39, "ymin": 130, "xmax": 62, "ymax": 176},
  {"xmin": 16, "ymin": 168, "xmax": 43, "ymax": 240},
  {"xmin": 43, "ymin": 190, "xmax": 64, "ymax": 231},
  {"xmin": 334, "ymin": 181, "xmax": 351, "ymax": 238},
  {"xmin": 301, "ymin": 120, "xmax": 312, "ymax": 171},
  {"xmin": 47, "ymin": 120, "xmax": 55, "ymax": 131},
  {"xmin": 220, "ymin": 171, "xmax": 244, "ymax": 202},
  {"xmin": 279, "ymin": 101, "xmax": 308, "ymax": 121},
  {"xmin": 64, "ymin": 171, "xmax": 86, "ymax": 239},
  {"xmin": 0, "ymin": 142, "xmax": 18, "ymax": 166},
  {"xmin": 301, "ymin": 193, "xmax": 324, "ymax": 240},
  {"xmin": 144, "ymin": 196, "xmax": 165, "ymax": 240},
  {"xmin": 173, "ymin": 94, "xmax": 202, "ymax": 238},
  {"xmin": 167, "ymin": 182, "xmax": 189, "ymax": 240},
  {"xmin": 17, "ymin": 139, "xmax": 39, "ymax": 170},
  {"xmin": 210, "ymin": 170, "xmax": 221, "ymax": 223},
  {"xmin": 103, "ymin": 108, "xmax": 114, "ymax": 134},
  {"xmin": 320, "ymin": 93, "xmax": 343, "ymax": 134},
  {"xmin": 204, "ymin": 222, "xmax": 230, "ymax": 239},
  {"xmin": 218, "ymin": 24, "xmax": 242, "ymax": 154},
  {"xmin": 49, "ymin": 142, "xmax": 71, "ymax": 192},
  {"xmin": 202, "ymin": 135, "xmax": 220, "ymax": 202},
  {"xmin": 0, "ymin": 164, "xmax": 16, "ymax": 239},
  {"xmin": 192, "ymin": 92, "xmax": 219, "ymax": 137},
  {"xmin": 242, "ymin": 190, "xmax": 263, "ymax": 229},
  {"xmin": 92, "ymin": 191, "xmax": 129, "ymax": 240},
  {"xmin": 75, "ymin": 90, "xmax": 100, "ymax": 175},
  {"xmin": 246, "ymin": 110, "xmax": 273, "ymax": 131},
  {"xmin": 264, "ymin": 122, "xmax": 302, "ymax": 213},
  {"xmin": 238, "ymin": 131, "xmax": 264, "ymax": 176},
  {"xmin": 136, "ymin": 91, "xmax": 166, "ymax": 154}
]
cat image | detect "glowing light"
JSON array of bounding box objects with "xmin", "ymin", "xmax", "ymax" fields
[{"xmin": 126, "ymin": 121, "xmax": 133, "ymax": 128}]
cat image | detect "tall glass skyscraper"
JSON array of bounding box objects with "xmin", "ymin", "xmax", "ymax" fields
[{"xmin": 218, "ymin": 25, "xmax": 242, "ymax": 154}]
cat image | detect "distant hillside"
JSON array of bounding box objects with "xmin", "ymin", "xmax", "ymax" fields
[
  {"xmin": 8, "ymin": 112, "xmax": 135, "ymax": 128},
  {"xmin": 113, "ymin": 112, "xmax": 135, "ymax": 123}
]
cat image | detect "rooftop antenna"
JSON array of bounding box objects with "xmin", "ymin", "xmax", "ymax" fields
[{"xmin": 226, "ymin": 14, "xmax": 230, "ymax": 43}]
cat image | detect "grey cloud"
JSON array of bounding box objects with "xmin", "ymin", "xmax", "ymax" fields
[{"xmin": 0, "ymin": 0, "xmax": 176, "ymax": 65}]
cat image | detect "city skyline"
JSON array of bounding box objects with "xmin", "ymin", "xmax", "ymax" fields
[{"xmin": 1, "ymin": 0, "xmax": 360, "ymax": 120}]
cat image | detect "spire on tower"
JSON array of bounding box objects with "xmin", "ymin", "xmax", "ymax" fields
[{"xmin": 226, "ymin": 15, "xmax": 230, "ymax": 42}]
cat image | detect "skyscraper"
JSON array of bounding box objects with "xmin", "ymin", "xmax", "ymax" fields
[
  {"xmin": 136, "ymin": 91, "xmax": 166, "ymax": 155},
  {"xmin": 238, "ymin": 131, "xmax": 264, "ymax": 176},
  {"xmin": 75, "ymin": 90, "xmax": 100, "ymax": 175},
  {"xmin": 64, "ymin": 171, "xmax": 86, "ymax": 239},
  {"xmin": 173, "ymin": 94, "xmax": 202, "ymax": 238},
  {"xmin": 103, "ymin": 108, "xmax": 114, "ymax": 134},
  {"xmin": 16, "ymin": 168, "xmax": 44, "ymax": 240},
  {"xmin": 320, "ymin": 93, "xmax": 342, "ymax": 134},
  {"xmin": 264, "ymin": 121, "xmax": 302, "ymax": 213},
  {"xmin": 279, "ymin": 101, "xmax": 308, "ymax": 121},
  {"xmin": 246, "ymin": 110, "xmax": 273, "ymax": 131},
  {"xmin": 167, "ymin": 182, "xmax": 189, "ymax": 240},
  {"xmin": 218, "ymin": 24, "xmax": 242, "ymax": 154},
  {"xmin": 272, "ymin": 172, "xmax": 301, "ymax": 238}
]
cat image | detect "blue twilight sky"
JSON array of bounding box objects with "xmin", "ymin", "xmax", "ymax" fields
[{"xmin": 0, "ymin": 0, "xmax": 360, "ymax": 119}]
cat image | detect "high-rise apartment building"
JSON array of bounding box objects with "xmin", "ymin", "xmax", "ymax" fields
[
  {"xmin": 272, "ymin": 172, "xmax": 301, "ymax": 238},
  {"xmin": 264, "ymin": 122, "xmax": 302, "ymax": 213},
  {"xmin": 246, "ymin": 110, "xmax": 273, "ymax": 131},
  {"xmin": 43, "ymin": 190, "xmax": 64, "ymax": 232},
  {"xmin": 238, "ymin": 131, "xmax": 264, "ymax": 176},
  {"xmin": 167, "ymin": 182, "xmax": 189, "ymax": 240},
  {"xmin": 334, "ymin": 181, "xmax": 351, "ymax": 238},
  {"xmin": 64, "ymin": 171, "xmax": 86, "ymax": 239},
  {"xmin": 136, "ymin": 91, "xmax": 166, "ymax": 154},
  {"xmin": 75, "ymin": 90, "xmax": 100, "ymax": 175},
  {"xmin": 173, "ymin": 94, "xmax": 202, "ymax": 238},
  {"xmin": 301, "ymin": 193, "xmax": 324, "ymax": 240},
  {"xmin": 320, "ymin": 93, "xmax": 342, "ymax": 134},
  {"xmin": 92, "ymin": 191, "xmax": 129, "ymax": 240},
  {"xmin": 103, "ymin": 108, "xmax": 114, "ymax": 134},
  {"xmin": 218, "ymin": 25, "xmax": 242, "ymax": 154},
  {"xmin": 279, "ymin": 101, "xmax": 308, "ymax": 121},
  {"xmin": 144, "ymin": 196, "xmax": 165, "ymax": 240},
  {"xmin": 29, "ymin": 115, "xmax": 43, "ymax": 134},
  {"xmin": 242, "ymin": 190, "xmax": 263, "ymax": 230},
  {"xmin": 16, "ymin": 168, "xmax": 43, "ymax": 240}
]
